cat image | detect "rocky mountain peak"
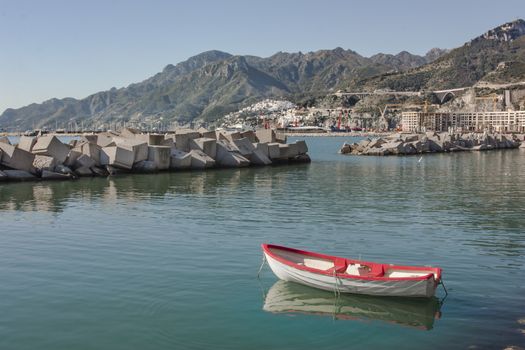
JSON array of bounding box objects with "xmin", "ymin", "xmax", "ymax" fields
[
  {"xmin": 478, "ymin": 19, "xmax": 525, "ymax": 42},
  {"xmin": 424, "ymin": 48, "xmax": 449, "ymax": 62},
  {"xmin": 2, "ymin": 19, "xmax": 524, "ymax": 130}
]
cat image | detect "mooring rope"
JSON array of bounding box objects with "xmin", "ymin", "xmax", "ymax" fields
[
  {"xmin": 257, "ymin": 254, "xmax": 266, "ymax": 279},
  {"xmin": 331, "ymin": 268, "xmax": 341, "ymax": 321},
  {"xmin": 440, "ymin": 278, "xmax": 448, "ymax": 297},
  {"xmin": 333, "ymin": 269, "xmax": 340, "ymax": 298}
]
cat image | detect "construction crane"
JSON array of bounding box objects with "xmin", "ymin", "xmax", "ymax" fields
[
  {"xmin": 379, "ymin": 104, "xmax": 404, "ymax": 118},
  {"xmin": 380, "ymin": 101, "xmax": 433, "ymax": 118}
]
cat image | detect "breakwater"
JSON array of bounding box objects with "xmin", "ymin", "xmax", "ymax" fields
[
  {"xmin": 339, "ymin": 132, "xmax": 523, "ymax": 156},
  {"xmin": 0, "ymin": 128, "xmax": 310, "ymax": 182}
]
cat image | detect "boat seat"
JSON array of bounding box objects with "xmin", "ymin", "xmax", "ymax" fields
[
  {"xmin": 386, "ymin": 269, "xmax": 429, "ymax": 278},
  {"xmin": 345, "ymin": 263, "xmax": 384, "ymax": 277},
  {"xmin": 302, "ymin": 258, "xmax": 334, "ymax": 271},
  {"xmin": 326, "ymin": 258, "xmax": 347, "ymax": 274}
]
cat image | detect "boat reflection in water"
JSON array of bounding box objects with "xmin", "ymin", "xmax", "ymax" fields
[{"xmin": 263, "ymin": 280, "xmax": 442, "ymax": 330}]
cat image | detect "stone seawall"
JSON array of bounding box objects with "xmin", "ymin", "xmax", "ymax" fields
[
  {"xmin": 0, "ymin": 128, "xmax": 310, "ymax": 182},
  {"xmin": 339, "ymin": 132, "xmax": 523, "ymax": 156}
]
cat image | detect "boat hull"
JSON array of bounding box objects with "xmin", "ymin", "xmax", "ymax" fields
[{"xmin": 264, "ymin": 251, "xmax": 438, "ymax": 298}]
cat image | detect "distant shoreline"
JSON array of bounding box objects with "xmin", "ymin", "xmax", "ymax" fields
[
  {"xmin": 2, "ymin": 131, "xmax": 394, "ymax": 139},
  {"xmin": 284, "ymin": 132, "xmax": 393, "ymax": 138}
]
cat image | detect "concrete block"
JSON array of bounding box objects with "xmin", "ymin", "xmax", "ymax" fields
[
  {"xmin": 293, "ymin": 154, "xmax": 311, "ymax": 163},
  {"xmin": 275, "ymin": 132, "xmax": 287, "ymax": 144},
  {"xmin": 250, "ymin": 149, "xmax": 272, "ymax": 166},
  {"xmin": 364, "ymin": 148, "xmax": 387, "ymax": 156},
  {"xmin": 233, "ymin": 137, "xmax": 255, "ymax": 157},
  {"xmin": 161, "ymin": 136, "xmax": 175, "ymax": 148},
  {"xmin": 215, "ymin": 140, "xmax": 249, "ymax": 168},
  {"xmin": 368, "ymin": 138, "xmax": 387, "ymax": 149},
  {"xmin": 267, "ymin": 143, "xmax": 281, "ymax": 159},
  {"xmin": 223, "ymin": 131, "xmax": 242, "ymax": 142},
  {"xmin": 216, "ymin": 151, "xmax": 250, "ymax": 168},
  {"xmin": 287, "ymin": 143, "xmax": 299, "ymax": 157},
  {"xmin": 0, "ymin": 136, "xmax": 11, "ymax": 144},
  {"xmin": 295, "ymin": 140, "xmax": 308, "ymax": 154},
  {"xmin": 428, "ymin": 140, "xmax": 443, "ymax": 152},
  {"xmin": 216, "ymin": 139, "xmax": 238, "ymax": 152},
  {"xmin": 75, "ymin": 154, "xmax": 96, "ymax": 169},
  {"xmin": 64, "ymin": 150, "xmax": 82, "ymax": 167},
  {"xmin": 358, "ymin": 139, "xmax": 371, "ymax": 148},
  {"xmin": 197, "ymin": 127, "xmax": 210, "ymax": 135},
  {"xmin": 18, "ymin": 136, "xmax": 36, "ymax": 152},
  {"xmin": 189, "ymin": 150, "xmax": 215, "ymax": 169},
  {"xmin": 175, "ymin": 130, "xmax": 201, "ymax": 152},
  {"xmin": 74, "ymin": 166, "xmax": 93, "ymax": 177},
  {"xmin": 134, "ymin": 133, "xmax": 165, "ymax": 146},
  {"xmin": 147, "ymin": 145, "xmax": 171, "ymax": 170},
  {"xmin": 100, "ymin": 146, "xmax": 134, "ymax": 170},
  {"xmin": 0, "ymin": 143, "xmax": 36, "ymax": 173},
  {"xmin": 91, "ymin": 166, "xmax": 109, "ymax": 177},
  {"xmin": 240, "ymin": 130, "xmax": 257, "ymax": 143},
  {"xmin": 33, "ymin": 155, "xmax": 58, "ymax": 171},
  {"xmin": 438, "ymin": 132, "xmax": 451, "ymax": 142},
  {"xmin": 425, "ymin": 131, "xmax": 437, "ymax": 139},
  {"xmin": 278, "ymin": 143, "xmax": 299, "ymax": 159},
  {"xmin": 72, "ymin": 140, "xmax": 86, "ymax": 153},
  {"xmin": 80, "ymin": 143, "xmax": 101, "ymax": 166},
  {"xmin": 106, "ymin": 165, "xmax": 129, "ymax": 176},
  {"xmin": 404, "ymin": 143, "xmax": 417, "ymax": 155},
  {"xmin": 120, "ymin": 127, "xmax": 141, "ymax": 139},
  {"xmin": 201, "ymin": 130, "xmax": 217, "ymax": 140},
  {"xmin": 3, "ymin": 169, "xmax": 36, "ymax": 181},
  {"xmin": 170, "ymin": 149, "xmax": 192, "ymax": 169},
  {"xmin": 96, "ymin": 133, "xmax": 116, "ymax": 148},
  {"xmin": 32, "ymin": 135, "xmax": 70, "ymax": 163},
  {"xmin": 403, "ymin": 134, "xmax": 419, "ymax": 142},
  {"xmin": 69, "ymin": 139, "xmax": 79, "ymax": 147},
  {"xmin": 115, "ymin": 138, "xmax": 148, "ymax": 163},
  {"xmin": 472, "ymin": 144, "xmax": 488, "ymax": 151},
  {"xmin": 132, "ymin": 160, "xmax": 158, "ymax": 173},
  {"xmin": 339, "ymin": 143, "xmax": 352, "ymax": 154},
  {"xmin": 54, "ymin": 164, "xmax": 76, "ymax": 177},
  {"xmin": 190, "ymin": 137, "xmax": 217, "ymax": 158},
  {"xmin": 149, "ymin": 134, "xmax": 166, "ymax": 146},
  {"xmin": 408, "ymin": 141, "xmax": 423, "ymax": 152},
  {"xmin": 80, "ymin": 134, "xmax": 98, "ymax": 144},
  {"xmin": 380, "ymin": 141, "xmax": 405, "ymax": 155},
  {"xmin": 256, "ymin": 129, "xmax": 276, "ymax": 144},
  {"xmin": 216, "ymin": 131, "xmax": 228, "ymax": 141},
  {"xmin": 255, "ymin": 143, "xmax": 269, "ymax": 158},
  {"xmin": 41, "ymin": 170, "xmax": 71, "ymax": 180}
]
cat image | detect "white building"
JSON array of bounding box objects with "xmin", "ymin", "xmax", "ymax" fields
[{"xmin": 401, "ymin": 111, "xmax": 525, "ymax": 133}]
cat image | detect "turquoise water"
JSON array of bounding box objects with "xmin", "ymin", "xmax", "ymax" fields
[{"xmin": 1, "ymin": 137, "xmax": 524, "ymax": 349}]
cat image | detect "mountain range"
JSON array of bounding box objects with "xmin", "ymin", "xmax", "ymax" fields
[{"xmin": 1, "ymin": 19, "xmax": 524, "ymax": 130}]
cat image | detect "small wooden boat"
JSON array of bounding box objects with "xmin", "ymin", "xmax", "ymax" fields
[{"xmin": 262, "ymin": 244, "xmax": 442, "ymax": 298}]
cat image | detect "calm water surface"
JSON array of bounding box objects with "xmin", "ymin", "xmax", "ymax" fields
[{"xmin": 1, "ymin": 137, "xmax": 524, "ymax": 349}]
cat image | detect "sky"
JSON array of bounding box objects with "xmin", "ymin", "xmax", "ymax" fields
[{"xmin": 1, "ymin": 0, "xmax": 524, "ymax": 113}]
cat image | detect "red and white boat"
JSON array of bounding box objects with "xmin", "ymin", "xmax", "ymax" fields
[{"xmin": 262, "ymin": 244, "xmax": 442, "ymax": 298}]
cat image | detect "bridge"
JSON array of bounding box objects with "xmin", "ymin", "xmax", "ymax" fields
[{"xmin": 334, "ymin": 87, "xmax": 471, "ymax": 104}]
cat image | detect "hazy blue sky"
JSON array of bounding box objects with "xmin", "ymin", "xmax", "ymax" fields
[{"xmin": 1, "ymin": 0, "xmax": 524, "ymax": 113}]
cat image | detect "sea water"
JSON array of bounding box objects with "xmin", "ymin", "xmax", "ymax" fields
[{"xmin": 1, "ymin": 137, "xmax": 524, "ymax": 349}]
